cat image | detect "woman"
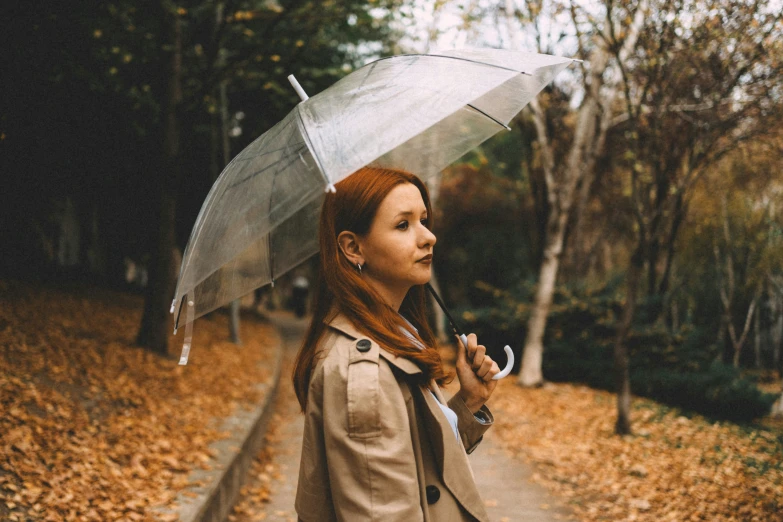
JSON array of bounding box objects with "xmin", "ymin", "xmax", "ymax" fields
[{"xmin": 293, "ymin": 167, "xmax": 500, "ymax": 521}]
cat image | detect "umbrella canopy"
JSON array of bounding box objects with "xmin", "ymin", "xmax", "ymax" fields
[{"xmin": 172, "ymin": 48, "xmax": 576, "ymax": 333}]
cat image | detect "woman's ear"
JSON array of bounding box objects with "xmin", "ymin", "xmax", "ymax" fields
[{"xmin": 337, "ymin": 231, "xmax": 364, "ymax": 266}]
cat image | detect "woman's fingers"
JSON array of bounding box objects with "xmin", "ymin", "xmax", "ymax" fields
[
  {"xmin": 471, "ymin": 344, "xmax": 486, "ymax": 370},
  {"xmin": 485, "ymin": 361, "xmax": 500, "ymax": 382},
  {"xmin": 465, "ymin": 333, "xmax": 478, "ymax": 361},
  {"xmin": 455, "ymin": 335, "xmax": 467, "ymax": 366},
  {"xmin": 476, "ymin": 354, "xmax": 497, "ymax": 379},
  {"xmin": 461, "ymin": 334, "xmax": 498, "ymax": 382}
]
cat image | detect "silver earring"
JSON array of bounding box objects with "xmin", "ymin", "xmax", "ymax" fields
[{"xmin": 356, "ymin": 262, "xmax": 362, "ymax": 275}]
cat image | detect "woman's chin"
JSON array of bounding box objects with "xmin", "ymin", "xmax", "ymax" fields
[{"xmin": 413, "ymin": 268, "xmax": 432, "ymax": 285}]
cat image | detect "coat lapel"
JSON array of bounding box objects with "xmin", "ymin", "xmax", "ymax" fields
[
  {"xmin": 324, "ymin": 311, "xmax": 422, "ymax": 376},
  {"xmin": 414, "ymin": 385, "xmax": 489, "ymax": 522}
]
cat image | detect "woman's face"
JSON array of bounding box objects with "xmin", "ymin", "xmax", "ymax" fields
[{"xmin": 358, "ymin": 182, "xmax": 437, "ymax": 300}]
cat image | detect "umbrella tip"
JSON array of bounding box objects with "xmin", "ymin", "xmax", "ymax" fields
[
  {"xmin": 325, "ymin": 183, "xmax": 336, "ymax": 193},
  {"xmin": 287, "ymin": 74, "xmax": 309, "ymax": 102}
]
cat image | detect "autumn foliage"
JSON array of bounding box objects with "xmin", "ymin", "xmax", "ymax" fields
[
  {"xmin": 487, "ymin": 379, "xmax": 783, "ymax": 521},
  {"xmin": 0, "ymin": 280, "xmax": 276, "ymax": 521}
]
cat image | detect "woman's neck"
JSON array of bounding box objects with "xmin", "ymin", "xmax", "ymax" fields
[{"xmin": 363, "ymin": 275, "xmax": 409, "ymax": 312}]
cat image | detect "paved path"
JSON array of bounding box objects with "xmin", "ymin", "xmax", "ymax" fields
[
  {"xmin": 470, "ymin": 429, "xmax": 572, "ymax": 521},
  {"xmin": 231, "ymin": 313, "xmax": 572, "ymax": 521},
  {"xmin": 231, "ymin": 312, "xmax": 307, "ymax": 522}
]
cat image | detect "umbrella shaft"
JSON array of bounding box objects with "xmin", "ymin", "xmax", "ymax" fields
[{"xmin": 424, "ymin": 283, "xmax": 464, "ymax": 338}]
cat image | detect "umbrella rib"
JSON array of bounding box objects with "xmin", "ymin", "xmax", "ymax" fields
[
  {"xmin": 182, "ymin": 154, "xmax": 320, "ymax": 301},
  {"xmin": 466, "ymin": 104, "xmax": 512, "ymax": 131},
  {"xmin": 268, "ymin": 233, "xmax": 274, "ymax": 285},
  {"xmin": 360, "ymin": 53, "xmax": 532, "ymax": 76},
  {"xmin": 174, "ymin": 294, "xmax": 186, "ymax": 331},
  {"xmin": 234, "ymin": 141, "xmax": 307, "ymax": 163},
  {"xmin": 267, "ymin": 151, "xmax": 280, "ymax": 285},
  {"xmin": 226, "ymin": 144, "xmax": 309, "ymax": 190},
  {"xmin": 341, "ymin": 60, "xmax": 384, "ymax": 112},
  {"xmin": 231, "ymin": 116, "xmax": 298, "ymax": 163},
  {"xmin": 295, "ymin": 106, "xmax": 333, "ymax": 191}
]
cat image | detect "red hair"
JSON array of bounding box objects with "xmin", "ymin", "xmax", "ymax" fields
[{"xmin": 292, "ymin": 167, "xmax": 451, "ymax": 411}]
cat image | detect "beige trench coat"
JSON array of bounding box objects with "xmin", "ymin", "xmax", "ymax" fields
[{"xmin": 295, "ymin": 311, "xmax": 494, "ymax": 522}]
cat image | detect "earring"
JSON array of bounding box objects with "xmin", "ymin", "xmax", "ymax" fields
[{"xmin": 356, "ymin": 262, "xmax": 362, "ymax": 275}]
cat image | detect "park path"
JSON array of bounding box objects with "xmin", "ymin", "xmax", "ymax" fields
[{"xmin": 231, "ymin": 313, "xmax": 572, "ymax": 521}]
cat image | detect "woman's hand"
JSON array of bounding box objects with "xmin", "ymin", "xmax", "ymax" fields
[{"xmin": 455, "ymin": 333, "xmax": 499, "ymax": 414}]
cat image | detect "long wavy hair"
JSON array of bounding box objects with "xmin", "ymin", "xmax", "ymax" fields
[{"xmin": 292, "ymin": 167, "xmax": 451, "ymax": 411}]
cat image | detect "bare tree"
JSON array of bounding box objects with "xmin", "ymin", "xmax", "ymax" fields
[
  {"xmin": 770, "ymin": 275, "xmax": 783, "ymax": 417},
  {"xmin": 514, "ymin": 0, "xmax": 649, "ymax": 386},
  {"xmin": 772, "ymin": 277, "xmax": 783, "ymax": 375},
  {"xmin": 137, "ymin": 7, "xmax": 182, "ymax": 355},
  {"xmin": 608, "ymin": 0, "xmax": 782, "ymax": 433},
  {"xmin": 714, "ymin": 199, "xmax": 762, "ymax": 368}
]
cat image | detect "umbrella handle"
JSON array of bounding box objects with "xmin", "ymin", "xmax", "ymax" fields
[{"xmin": 459, "ymin": 335, "xmax": 514, "ymax": 380}]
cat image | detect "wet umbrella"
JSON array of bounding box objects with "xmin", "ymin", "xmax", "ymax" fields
[{"xmin": 172, "ymin": 48, "xmax": 577, "ymax": 371}]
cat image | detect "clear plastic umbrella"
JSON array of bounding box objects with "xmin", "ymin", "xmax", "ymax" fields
[{"xmin": 172, "ymin": 48, "xmax": 576, "ymax": 366}]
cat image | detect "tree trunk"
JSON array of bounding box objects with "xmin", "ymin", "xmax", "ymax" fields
[
  {"xmin": 730, "ymin": 290, "xmax": 760, "ymax": 368},
  {"xmin": 776, "ymin": 290, "xmax": 783, "ymax": 418},
  {"xmin": 86, "ymin": 205, "xmax": 106, "ymax": 277},
  {"xmin": 220, "ymin": 75, "xmax": 242, "ymax": 345},
  {"xmin": 528, "ymin": 154, "xmax": 549, "ymax": 273},
  {"xmin": 715, "ymin": 199, "xmax": 738, "ymax": 365},
  {"xmin": 754, "ymin": 296, "xmax": 762, "ymax": 369},
  {"xmin": 136, "ymin": 10, "xmax": 182, "ymax": 355},
  {"xmin": 731, "ymin": 327, "xmax": 742, "ymax": 368},
  {"xmin": 229, "ymin": 298, "xmax": 242, "ymax": 344},
  {"xmin": 518, "ymin": 210, "xmax": 567, "ymax": 386},
  {"xmin": 518, "ymin": 91, "xmax": 599, "ymax": 387},
  {"xmin": 614, "ymin": 246, "xmax": 642, "ymax": 435},
  {"xmin": 772, "ymin": 290, "xmax": 782, "ymax": 373},
  {"xmin": 645, "ymin": 176, "xmax": 671, "ymax": 301},
  {"xmin": 570, "ymin": 81, "xmax": 613, "ymax": 278},
  {"xmin": 57, "ymin": 196, "xmax": 80, "ymax": 268},
  {"xmin": 570, "ymin": 164, "xmax": 595, "ymax": 277},
  {"xmin": 657, "ymin": 192, "xmax": 686, "ymax": 299},
  {"xmin": 719, "ymin": 314, "xmax": 733, "ymax": 365}
]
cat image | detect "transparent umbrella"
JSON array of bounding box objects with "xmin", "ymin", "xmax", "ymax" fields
[{"xmin": 172, "ymin": 48, "xmax": 576, "ymax": 366}]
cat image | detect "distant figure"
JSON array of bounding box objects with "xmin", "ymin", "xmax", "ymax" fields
[
  {"xmin": 123, "ymin": 248, "xmax": 180, "ymax": 289},
  {"xmin": 291, "ymin": 275, "xmax": 309, "ymax": 317},
  {"xmin": 252, "ymin": 286, "xmax": 267, "ymax": 310},
  {"xmin": 123, "ymin": 257, "xmax": 148, "ymax": 288}
]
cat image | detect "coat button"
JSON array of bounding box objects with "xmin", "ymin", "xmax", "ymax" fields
[
  {"xmin": 425, "ymin": 485, "xmax": 440, "ymax": 504},
  {"xmin": 356, "ymin": 339, "xmax": 371, "ymax": 352}
]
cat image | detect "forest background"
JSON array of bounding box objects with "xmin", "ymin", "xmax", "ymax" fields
[{"xmin": 2, "ymin": 0, "xmax": 783, "ymax": 452}]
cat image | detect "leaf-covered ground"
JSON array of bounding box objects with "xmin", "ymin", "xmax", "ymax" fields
[
  {"xmin": 486, "ymin": 378, "xmax": 783, "ymax": 521},
  {"xmin": 0, "ymin": 280, "xmax": 277, "ymax": 521}
]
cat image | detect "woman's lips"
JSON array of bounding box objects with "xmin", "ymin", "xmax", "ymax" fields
[{"xmin": 417, "ymin": 254, "xmax": 433, "ymax": 263}]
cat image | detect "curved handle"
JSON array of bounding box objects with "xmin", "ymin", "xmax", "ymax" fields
[{"xmin": 459, "ymin": 335, "xmax": 515, "ymax": 380}]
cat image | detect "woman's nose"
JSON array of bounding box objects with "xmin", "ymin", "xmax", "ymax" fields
[{"xmin": 420, "ymin": 225, "xmax": 436, "ymax": 246}]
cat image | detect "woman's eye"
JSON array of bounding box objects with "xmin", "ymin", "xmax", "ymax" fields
[{"xmin": 397, "ymin": 218, "xmax": 428, "ymax": 230}]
